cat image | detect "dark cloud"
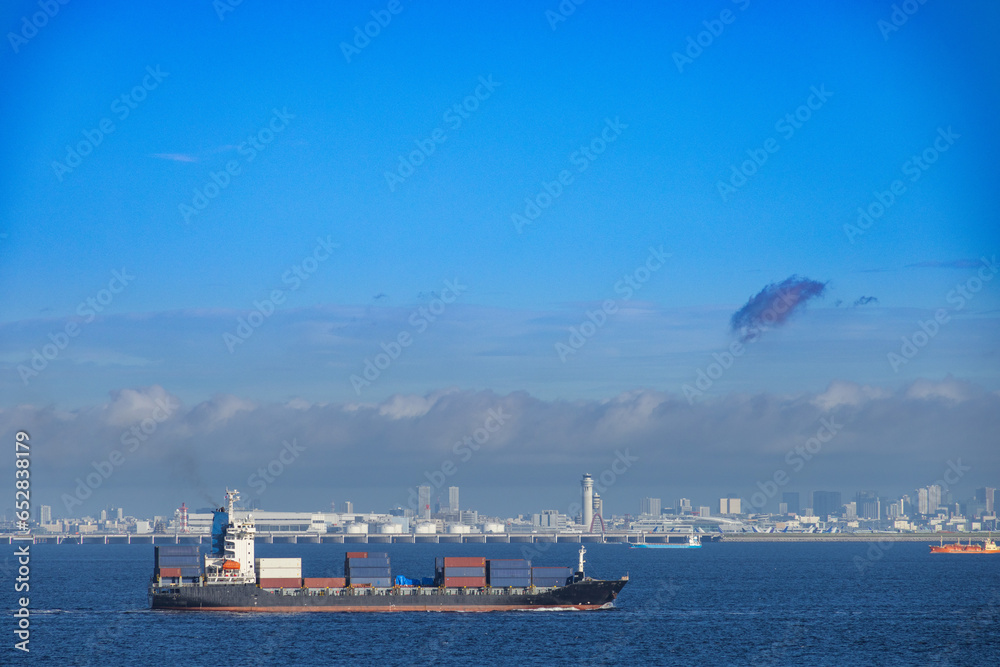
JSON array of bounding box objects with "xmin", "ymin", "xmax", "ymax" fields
[
  {"xmin": 853, "ymin": 296, "xmax": 879, "ymax": 306},
  {"xmin": 730, "ymin": 276, "xmax": 827, "ymax": 342},
  {"xmin": 2, "ymin": 380, "xmax": 996, "ymax": 518}
]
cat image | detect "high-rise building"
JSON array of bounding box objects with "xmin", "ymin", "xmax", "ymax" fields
[
  {"xmin": 812, "ymin": 491, "xmax": 842, "ymax": 520},
  {"xmin": 418, "ymin": 485, "xmax": 431, "ymax": 520},
  {"xmin": 581, "ymin": 474, "xmax": 594, "ymax": 531},
  {"xmin": 100, "ymin": 509, "xmax": 107, "ymax": 522},
  {"xmin": 36, "ymin": 505, "xmax": 52, "ymax": 524},
  {"xmin": 719, "ymin": 498, "xmax": 741, "ymax": 515},
  {"xmin": 781, "ymin": 492, "xmax": 800, "ymax": 515},
  {"xmin": 856, "ymin": 491, "xmax": 879, "ymax": 520},
  {"xmin": 641, "ymin": 497, "xmax": 661, "ymax": 517},
  {"xmin": 975, "ymin": 487, "xmax": 995, "ymax": 514},
  {"xmin": 677, "ymin": 498, "xmax": 692, "ymax": 513},
  {"xmin": 537, "ymin": 510, "xmax": 561, "ymax": 529},
  {"xmin": 698, "ymin": 506, "xmax": 711, "ymax": 517},
  {"xmin": 448, "ymin": 486, "xmax": 459, "ymax": 513},
  {"xmin": 592, "ymin": 493, "xmax": 603, "ymax": 521},
  {"xmin": 342, "ymin": 501, "xmax": 354, "ymax": 514},
  {"xmin": 116, "ymin": 507, "xmax": 123, "ymax": 521},
  {"xmin": 927, "ymin": 484, "xmax": 942, "ymax": 514},
  {"xmin": 918, "ymin": 487, "xmax": 929, "ymax": 514},
  {"xmin": 778, "ymin": 503, "xmax": 788, "ymax": 515}
]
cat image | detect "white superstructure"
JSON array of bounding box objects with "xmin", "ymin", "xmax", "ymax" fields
[{"xmin": 204, "ymin": 489, "xmax": 256, "ymax": 584}]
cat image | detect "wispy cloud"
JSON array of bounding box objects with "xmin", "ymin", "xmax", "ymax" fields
[
  {"xmin": 150, "ymin": 153, "xmax": 199, "ymax": 163},
  {"xmin": 906, "ymin": 259, "xmax": 980, "ymax": 269}
]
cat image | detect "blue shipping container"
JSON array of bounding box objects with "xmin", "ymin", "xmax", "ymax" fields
[
  {"xmin": 347, "ymin": 566, "xmax": 391, "ymax": 574},
  {"xmin": 156, "ymin": 545, "xmax": 200, "ymax": 556},
  {"xmin": 347, "ymin": 558, "xmax": 390, "ymax": 567},
  {"xmin": 489, "ymin": 578, "xmax": 531, "ymax": 587},
  {"xmin": 488, "ymin": 559, "xmax": 530, "ymax": 568},
  {"xmin": 489, "ymin": 567, "xmax": 531, "ymax": 574},
  {"xmin": 156, "ymin": 557, "xmax": 201, "ymax": 568},
  {"xmin": 349, "ymin": 577, "xmax": 392, "ymax": 587}
]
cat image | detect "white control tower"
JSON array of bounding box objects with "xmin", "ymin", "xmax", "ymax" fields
[{"xmin": 582, "ymin": 474, "xmax": 594, "ymax": 532}]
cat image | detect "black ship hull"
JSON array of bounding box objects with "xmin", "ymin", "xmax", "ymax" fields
[{"xmin": 150, "ymin": 578, "xmax": 626, "ymax": 612}]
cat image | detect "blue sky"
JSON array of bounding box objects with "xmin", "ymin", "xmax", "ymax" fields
[{"xmin": 1, "ymin": 1, "xmax": 997, "ymax": 516}]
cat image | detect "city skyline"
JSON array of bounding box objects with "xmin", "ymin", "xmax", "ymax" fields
[{"xmin": 20, "ymin": 471, "xmax": 997, "ymax": 524}]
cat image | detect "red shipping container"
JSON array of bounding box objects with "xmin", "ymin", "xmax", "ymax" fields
[
  {"xmin": 303, "ymin": 577, "xmax": 346, "ymax": 588},
  {"xmin": 443, "ymin": 557, "xmax": 486, "ymax": 567},
  {"xmin": 345, "ymin": 552, "xmax": 368, "ymax": 558},
  {"xmin": 158, "ymin": 567, "xmax": 182, "ymax": 577},
  {"xmin": 258, "ymin": 578, "xmax": 301, "ymax": 588},
  {"xmin": 443, "ymin": 576, "xmax": 487, "ymax": 587}
]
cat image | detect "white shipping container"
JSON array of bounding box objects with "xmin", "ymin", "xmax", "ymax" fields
[
  {"xmin": 255, "ymin": 558, "xmax": 302, "ymax": 578},
  {"xmin": 255, "ymin": 558, "xmax": 301, "ymax": 568}
]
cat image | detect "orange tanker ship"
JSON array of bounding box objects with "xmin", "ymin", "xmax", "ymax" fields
[{"xmin": 929, "ymin": 536, "xmax": 999, "ymax": 554}]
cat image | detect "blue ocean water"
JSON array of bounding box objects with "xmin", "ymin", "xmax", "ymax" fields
[{"xmin": 2, "ymin": 540, "xmax": 997, "ymax": 665}]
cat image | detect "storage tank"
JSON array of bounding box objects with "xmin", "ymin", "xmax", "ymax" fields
[
  {"xmin": 482, "ymin": 523, "xmax": 505, "ymax": 534},
  {"xmin": 447, "ymin": 524, "xmax": 471, "ymax": 534},
  {"xmin": 378, "ymin": 523, "xmax": 402, "ymax": 534},
  {"xmin": 346, "ymin": 523, "xmax": 369, "ymax": 534},
  {"xmin": 414, "ymin": 523, "xmax": 437, "ymax": 534}
]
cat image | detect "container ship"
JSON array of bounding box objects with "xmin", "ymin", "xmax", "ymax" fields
[
  {"xmin": 629, "ymin": 534, "xmax": 701, "ymax": 549},
  {"xmin": 149, "ymin": 489, "xmax": 627, "ymax": 612},
  {"xmin": 929, "ymin": 535, "xmax": 999, "ymax": 554}
]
